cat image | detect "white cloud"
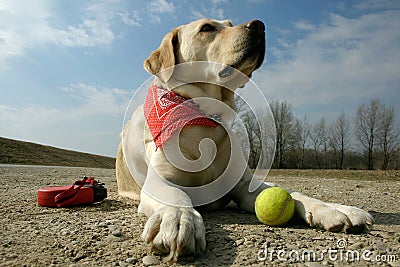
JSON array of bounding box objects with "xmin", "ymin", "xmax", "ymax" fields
[
  {"xmin": 149, "ymin": 0, "xmax": 175, "ymax": 13},
  {"xmin": 211, "ymin": 0, "xmax": 228, "ymax": 4},
  {"xmin": 56, "ymin": 20, "xmax": 114, "ymax": 47},
  {"xmin": 54, "ymin": 1, "xmax": 142, "ymax": 47},
  {"xmin": 0, "ymin": 0, "xmax": 140, "ymax": 64},
  {"xmin": 192, "ymin": 10, "xmax": 206, "ymax": 20},
  {"xmin": 83, "ymin": 0, "xmax": 141, "ymax": 28},
  {"xmin": 190, "ymin": 5, "xmax": 225, "ymax": 20},
  {"xmin": 61, "ymin": 83, "xmax": 131, "ymax": 116},
  {"xmin": 294, "ymin": 20, "xmax": 316, "ymax": 31},
  {"xmin": 0, "ymin": 0, "xmax": 55, "ymax": 64},
  {"xmin": 246, "ymin": 0, "xmax": 271, "ymax": 2},
  {"xmin": 118, "ymin": 10, "xmax": 141, "ymax": 27},
  {"xmin": 255, "ymin": 9, "xmax": 400, "ymax": 120},
  {"xmin": 211, "ymin": 8, "xmax": 225, "ymax": 20}
]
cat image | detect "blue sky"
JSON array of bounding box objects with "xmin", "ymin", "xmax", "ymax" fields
[{"xmin": 1, "ymin": 0, "xmax": 399, "ymax": 157}]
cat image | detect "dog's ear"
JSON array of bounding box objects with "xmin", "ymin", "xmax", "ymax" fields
[{"xmin": 144, "ymin": 28, "xmax": 179, "ymax": 80}]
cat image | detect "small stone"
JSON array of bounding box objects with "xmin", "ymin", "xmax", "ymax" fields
[
  {"xmin": 244, "ymin": 240, "xmax": 253, "ymax": 246},
  {"xmin": 125, "ymin": 257, "xmax": 138, "ymax": 264},
  {"xmin": 286, "ymin": 245, "xmax": 300, "ymax": 251},
  {"xmin": 61, "ymin": 229, "xmax": 70, "ymax": 235},
  {"xmin": 118, "ymin": 261, "xmax": 128, "ymax": 267},
  {"xmin": 112, "ymin": 229, "xmax": 122, "ymax": 237},
  {"xmin": 364, "ymin": 246, "xmax": 373, "ymax": 251},
  {"xmin": 73, "ymin": 251, "xmax": 87, "ymax": 262},
  {"xmin": 98, "ymin": 222, "xmax": 107, "ymax": 227},
  {"xmin": 349, "ymin": 242, "xmax": 364, "ymax": 250},
  {"xmin": 374, "ymin": 243, "xmax": 387, "ymax": 251},
  {"xmin": 125, "ymin": 250, "xmax": 135, "ymax": 256},
  {"xmin": 142, "ymin": 255, "xmax": 160, "ymax": 266},
  {"xmin": 235, "ymin": 239, "xmax": 244, "ymax": 246},
  {"xmin": 305, "ymin": 263, "xmax": 324, "ymax": 267},
  {"xmin": 108, "ymin": 225, "xmax": 117, "ymax": 231}
]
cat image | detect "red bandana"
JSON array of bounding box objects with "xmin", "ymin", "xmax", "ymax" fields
[{"xmin": 143, "ymin": 85, "xmax": 220, "ymax": 150}]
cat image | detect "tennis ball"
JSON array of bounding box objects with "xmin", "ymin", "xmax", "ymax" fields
[{"xmin": 255, "ymin": 187, "xmax": 295, "ymax": 226}]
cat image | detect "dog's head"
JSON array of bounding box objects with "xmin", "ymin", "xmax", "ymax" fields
[{"xmin": 144, "ymin": 19, "xmax": 265, "ymax": 104}]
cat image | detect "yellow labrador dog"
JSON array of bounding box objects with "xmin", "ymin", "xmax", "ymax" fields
[{"xmin": 116, "ymin": 19, "xmax": 373, "ymax": 262}]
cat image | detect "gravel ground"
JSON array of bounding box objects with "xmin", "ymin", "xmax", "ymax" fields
[{"xmin": 0, "ymin": 165, "xmax": 399, "ymax": 267}]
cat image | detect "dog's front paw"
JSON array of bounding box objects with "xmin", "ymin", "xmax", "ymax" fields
[
  {"xmin": 307, "ymin": 203, "xmax": 374, "ymax": 233},
  {"xmin": 329, "ymin": 203, "xmax": 374, "ymax": 233},
  {"xmin": 141, "ymin": 206, "xmax": 206, "ymax": 262}
]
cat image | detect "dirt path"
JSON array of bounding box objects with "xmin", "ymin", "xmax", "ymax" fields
[{"xmin": 0, "ymin": 165, "xmax": 399, "ymax": 266}]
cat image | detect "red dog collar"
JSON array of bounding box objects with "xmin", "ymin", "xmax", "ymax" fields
[{"xmin": 143, "ymin": 85, "xmax": 219, "ymax": 150}]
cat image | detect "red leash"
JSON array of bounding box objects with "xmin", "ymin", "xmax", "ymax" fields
[{"xmin": 38, "ymin": 176, "xmax": 107, "ymax": 207}]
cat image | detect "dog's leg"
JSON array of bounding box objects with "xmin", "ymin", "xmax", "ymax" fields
[
  {"xmin": 291, "ymin": 192, "xmax": 374, "ymax": 233},
  {"xmin": 229, "ymin": 168, "xmax": 273, "ymax": 212},
  {"xmin": 230, "ymin": 171, "xmax": 374, "ymax": 233},
  {"xmin": 138, "ymin": 166, "xmax": 206, "ymax": 262},
  {"xmin": 116, "ymin": 142, "xmax": 141, "ymax": 200}
]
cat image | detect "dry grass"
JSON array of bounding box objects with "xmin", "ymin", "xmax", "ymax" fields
[
  {"xmin": 268, "ymin": 169, "xmax": 400, "ymax": 181},
  {"xmin": 0, "ymin": 137, "xmax": 115, "ymax": 168}
]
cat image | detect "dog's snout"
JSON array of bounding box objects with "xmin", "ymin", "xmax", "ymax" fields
[{"xmin": 245, "ymin": 20, "xmax": 265, "ymax": 33}]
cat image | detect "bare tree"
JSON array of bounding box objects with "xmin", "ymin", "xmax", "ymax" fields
[
  {"xmin": 393, "ymin": 149, "xmax": 400, "ymax": 170},
  {"xmin": 293, "ymin": 115, "xmax": 311, "ymax": 169},
  {"xmin": 231, "ymin": 95, "xmax": 262, "ymax": 169},
  {"xmin": 321, "ymin": 118, "xmax": 328, "ymax": 169},
  {"xmin": 231, "ymin": 95, "xmax": 276, "ymax": 170},
  {"xmin": 233, "ymin": 96, "xmax": 399, "ymax": 170},
  {"xmin": 377, "ymin": 105, "xmax": 400, "ymax": 170},
  {"xmin": 329, "ymin": 112, "xmax": 351, "ymax": 169},
  {"xmin": 271, "ymin": 100, "xmax": 294, "ymax": 169},
  {"xmin": 310, "ymin": 117, "xmax": 327, "ymax": 169},
  {"xmin": 328, "ymin": 124, "xmax": 339, "ymax": 169},
  {"xmin": 354, "ymin": 98, "xmax": 381, "ymax": 170}
]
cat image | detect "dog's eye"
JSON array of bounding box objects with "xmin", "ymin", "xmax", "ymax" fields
[{"xmin": 199, "ymin": 24, "xmax": 216, "ymax": 33}]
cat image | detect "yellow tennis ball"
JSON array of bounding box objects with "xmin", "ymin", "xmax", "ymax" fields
[{"xmin": 255, "ymin": 187, "xmax": 295, "ymax": 226}]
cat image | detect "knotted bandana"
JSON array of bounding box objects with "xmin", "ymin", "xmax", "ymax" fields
[{"xmin": 143, "ymin": 85, "xmax": 220, "ymax": 150}]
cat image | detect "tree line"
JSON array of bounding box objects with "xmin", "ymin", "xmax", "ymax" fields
[{"xmin": 236, "ymin": 97, "xmax": 400, "ymax": 170}]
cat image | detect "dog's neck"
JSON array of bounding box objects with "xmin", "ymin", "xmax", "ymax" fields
[{"xmin": 152, "ymin": 77, "xmax": 236, "ymax": 111}]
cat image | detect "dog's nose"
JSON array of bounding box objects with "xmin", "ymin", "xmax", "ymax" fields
[{"xmin": 245, "ymin": 20, "xmax": 265, "ymax": 33}]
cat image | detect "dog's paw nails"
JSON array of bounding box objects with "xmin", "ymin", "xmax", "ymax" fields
[
  {"xmin": 141, "ymin": 206, "xmax": 206, "ymax": 261},
  {"xmin": 308, "ymin": 203, "xmax": 374, "ymax": 234},
  {"xmin": 329, "ymin": 220, "xmax": 350, "ymax": 233},
  {"xmin": 330, "ymin": 204, "xmax": 374, "ymax": 233},
  {"xmin": 307, "ymin": 212, "xmax": 314, "ymax": 227},
  {"xmin": 141, "ymin": 213, "xmax": 162, "ymax": 243},
  {"xmin": 162, "ymin": 250, "xmax": 178, "ymax": 263}
]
